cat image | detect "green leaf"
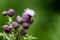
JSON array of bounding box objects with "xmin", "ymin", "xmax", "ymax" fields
[
  {"xmin": 29, "ymin": 36, "xmax": 37, "ymax": 39},
  {"xmin": 23, "ymin": 34, "xmax": 37, "ymax": 40},
  {"xmin": 4, "ymin": 32, "xmax": 10, "ymax": 40}
]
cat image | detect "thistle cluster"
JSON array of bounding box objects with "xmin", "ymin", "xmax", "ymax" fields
[{"xmin": 2, "ymin": 8, "xmax": 35, "ymax": 40}]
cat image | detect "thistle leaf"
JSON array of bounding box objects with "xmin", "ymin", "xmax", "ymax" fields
[
  {"xmin": 4, "ymin": 32, "xmax": 10, "ymax": 40},
  {"xmin": 23, "ymin": 34, "xmax": 37, "ymax": 40}
]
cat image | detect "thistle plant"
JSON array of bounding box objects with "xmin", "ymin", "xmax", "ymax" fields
[{"xmin": 0, "ymin": 8, "xmax": 37, "ymax": 40}]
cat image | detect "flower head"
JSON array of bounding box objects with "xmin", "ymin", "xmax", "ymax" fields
[
  {"xmin": 16, "ymin": 16, "xmax": 22, "ymax": 22},
  {"xmin": 20, "ymin": 30, "xmax": 27, "ymax": 36},
  {"xmin": 8, "ymin": 9, "xmax": 14, "ymax": 17},
  {"xmin": 3, "ymin": 25, "xmax": 10, "ymax": 33},
  {"xmin": 2, "ymin": 11, "xmax": 7, "ymax": 16},
  {"xmin": 22, "ymin": 8, "xmax": 35, "ymax": 22},
  {"xmin": 22, "ymin": 23, "xmax": 29, "ymax": 29},
  {"xmin": 12, "ymin": 22, "xmax": 19, "ymax": 29}
]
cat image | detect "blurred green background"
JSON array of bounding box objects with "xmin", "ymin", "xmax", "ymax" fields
[{"xmin": 0, "ymin": 0, "xmax": 60, "ymax": 40}]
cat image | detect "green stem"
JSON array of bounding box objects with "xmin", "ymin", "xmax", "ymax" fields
[{"xmin": 15, "ymin": 32, "xmax": 20, "ymax": 40}]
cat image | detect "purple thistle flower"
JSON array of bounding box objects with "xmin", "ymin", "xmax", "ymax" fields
[
  {"xmin": 3, "ymin": 25, "xmax": 10, "ymax": 33},
  {"xmin": 12, "ymin": 22, "xmax": 19, "ymax": 29},
  {"xmin": 24, "ymin": 8, "xmax": 35, "ymax": 16},
  {"xmin": 7, "ymin": 9, "xmax": 14, "ymax": 17},
  {"xmin": 22, "ymin": 23, "xmax": 29, "ymax": 29},
  {"xmin": 2, "ymin": 11, "xmax": 7, "ymax": 16},
  {"xmin": 22, "ymin": 8, "xmax": 35, "ymax": 22},
  {"xmin": 20, "ymin": 30, "xmax": 27, "ymax": 36}
]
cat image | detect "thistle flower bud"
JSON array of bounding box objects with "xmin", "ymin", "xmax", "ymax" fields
[
  {"xmin": 16, "ymin": 16, "xmax": 23, "ymax": 24},
  {"xmin": 3, "ymin": 25, "xmax": 10, "ymax": 33},
  {"xmin": 20, "ymin": 30, "xmax": 27, "ymax": 36},
  {"xmin": 26, "ymin": 19, "xmax": 34, "ymax": 25},
  {"xmin": 2, "ymin": 11, "xmax": 7, "ymax": 16},
  {"xmin": 12, "ymin": 22, "xmax": 19, "ymax": 29},
  {"xmin": 22, "ymin": 23, "xmax": 29, "ymax": 29},
  {"xmin": 30, "ymin": 19, "xmax": 34, "ymax": 24},
  {"xmin": 7, "ymin": 9, "xmax": 14, "ymax": 17},
  {"xmin": 22, "ymin": 8, "xmax": 35, "ymax": 22}
]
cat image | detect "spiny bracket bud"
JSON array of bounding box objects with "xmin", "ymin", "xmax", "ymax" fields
[
  {"xmin": 7, "ymin": 9, "xmax": 14, "ymax": 17},
  {"xmin": 3, "ymin": 25, "xmax": 10, "ymax": 33}
]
